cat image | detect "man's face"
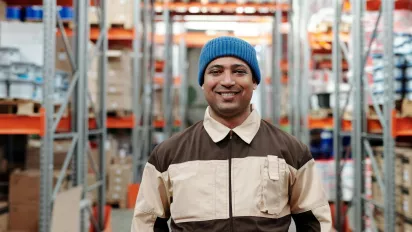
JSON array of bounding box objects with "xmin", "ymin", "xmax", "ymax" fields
[{"xmin": 202, "ymin": 56, "xmax": 257, "ymax": 119}]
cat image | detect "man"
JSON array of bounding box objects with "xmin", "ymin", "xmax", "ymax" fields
[{"xmin": 131, "ymin": 36, "xmax": 332, "ymax": 231}]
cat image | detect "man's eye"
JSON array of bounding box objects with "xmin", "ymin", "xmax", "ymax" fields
[
  {"xmin": 234, "ymin": 70, "xmax": 246, "ymax": 74},
  {"xmin": 209, "ymin": 70, "xmax": 221, "ymax": 75}
]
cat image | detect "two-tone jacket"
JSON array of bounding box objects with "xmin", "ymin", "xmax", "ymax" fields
[{"xmin": 132, "ymin": 107, "xmax": 332, "ymax": 232}]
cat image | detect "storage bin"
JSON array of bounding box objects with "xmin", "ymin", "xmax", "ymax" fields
[
  {"xmin": 33, "ymin": 67, "xmax": 43, "ymax": 102},
  {"xmin": 0, "ymin": 65, "xmax": 10, "ymax": 80},
  {"xmin": 55, "ymin": 71, "xmax": 69, "ymax": 90},
  {"xmin": 373, "ymin": 67, "xmax": 404, "ymax": 82},
  {"xmin": 406, "ymin": 54, "xmax": 412, "ymax": 66},
  {"xmin": 406, "ymin": 66, "xmax": 412, "ymax": 79},
  {"xmin": 9, "ymin": 80, "xmax": 34, "ymax": 100},
  {"xmin": 25, "ymin": 6, "xmax": 43, "ymax": 21},
  {"xmin": 58, "ymin": 6, "xmax": 73, "ymax": 21},
  {"xmin": 372, "ymin": 53, "xmax": 405, "ymax": 68},
  {"xmin": 10, "ymin": 62, "xmax": 35, "ymax": 82},
  {"xmin": 6, "ymin": 7, "xmax": 22, "ymax": 21},
  {"xmin": 0, "ymin": 81, "xmax": 7, "ymax": 98},
  {"xmin": 0, "ymin": 47, "xmax": 21, "ymax": 65},
  {"xmin": 372, "ymin": 80, "xmax": 403, "ymax": 94}
]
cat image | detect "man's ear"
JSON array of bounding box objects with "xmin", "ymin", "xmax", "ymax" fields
[{"xmin": 253, "ymin": 83, "xmax": 257, "ymax": 90}]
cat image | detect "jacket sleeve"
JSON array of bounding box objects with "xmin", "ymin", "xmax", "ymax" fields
[
  {"xmin": 131, "ymin": 149, "xmax": 171, "ymax": 232},
  {"xmin": 290, "ymin": 146, "xmax": 332, "ymax": 232}
]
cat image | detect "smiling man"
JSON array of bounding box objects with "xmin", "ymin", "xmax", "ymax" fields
[{"xmin": 131, "ymin": 36, "xmax": 332, "ymax": 232}]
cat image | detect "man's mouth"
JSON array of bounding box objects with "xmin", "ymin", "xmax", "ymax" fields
[{"xmin": 217, "ymin": 92, "xmax": 240, "ymax": 96}]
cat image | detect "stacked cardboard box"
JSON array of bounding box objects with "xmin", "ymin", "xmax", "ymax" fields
[
  {"xmin": 25, "ymin": 139, "xmax": 72, "ymax": 170},
  {"xmin": 106, "ymin": 164, "xmax": 132, "ymax": 208},
  {"xmin": 402, "ymin": 150, "xmax": 412, "ymax": 221},
  {"xmin": 89, "ymin": 0, "xmax": 133, "ymax": 28},
  {"xmin": 373, "ymin": 207, "xmax": 405, "ymax": 232},
  {"xmin": 8, "ymin": 170, "xmax": 70, "ymax": 231},
  {"xmin": 89, "ymin": 49, "xmax": 133, "ymax": 113}
]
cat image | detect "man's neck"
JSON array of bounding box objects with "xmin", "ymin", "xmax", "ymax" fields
[{"xmin": 209, "ymin": 105, "xmax": 252, "ymax": 129}]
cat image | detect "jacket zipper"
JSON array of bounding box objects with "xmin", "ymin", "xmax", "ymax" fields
[{"xmin": 228, "ymin": 130, "xmax": 234, "ymax": 232}]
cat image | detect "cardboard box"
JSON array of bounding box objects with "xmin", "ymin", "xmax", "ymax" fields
[
  {"xmin": 405, "ymin": 217, "xmax": 412, "ymax": 232},
  {"xmin": 112, "ymin": 155, "xmax": 133, "ymax": 165},
  {"xmin": 9, "ymin": 170, "xmax": 70, "ymax": 205},
  {"xmin": 107, "ymin": 164, "xmax": 132, "ymax": 203},
  {"xmin": 0, "ymin": 201, "xmax": 8, "ymax": 232},
  {"xmin": 8, "ymin": 170, "xmax": 71, "ymax": 231},
  {"xmin": 402, "ymin": 99, "xmax": 412, "ymax": 117},
  {"xmin": 0, "ymin": 1, "xmax": 5, "ymax": 23},
  {"xmin": 89, "ymin": 137, "xmax": 118, "ymax": 173},
  {"xmin": 403, "ymin": 151, "xmax": 412, "ymax": 189},
  {"xmin": 373, "ymin": 146, "xmax": 404, "ymax": 187},
  {"xmin": 9, "ymin": 203, "xmax": 38, "ymax": 232},
  {"xmin": 107, "ymin": 94, "xmax": 132, "ymax": 111},
  {"xmin": 403, "ymin": 187, "xmax": 412, "ymax": 219},
  {"xmin": 25, "ymin": 139, "xmax": 73, "ymax": 170},
  {"xmin": 107, "ymin": 0, "xmax": 133, "ymax": 28}
]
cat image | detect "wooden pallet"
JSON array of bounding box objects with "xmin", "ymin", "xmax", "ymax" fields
[
  {"xmin": 90, "ymin": 21, "xmax": 133, "ymax": 30},
  {"xmin": 0, "ymin": 99, "xmax": 41, "ymax": 116},
  {"xmin": 107, "ymin": 110, "xmax": 132, "ymax": 118}
]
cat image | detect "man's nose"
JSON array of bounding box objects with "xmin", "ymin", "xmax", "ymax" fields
[{"xmin": 220, "ymin": 70, "xmax": 235, "ymax": 87}]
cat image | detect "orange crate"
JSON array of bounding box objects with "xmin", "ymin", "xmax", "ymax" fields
[{"xmin": 127, "ymin": 183, "xmax": 140, "ymax": 209}]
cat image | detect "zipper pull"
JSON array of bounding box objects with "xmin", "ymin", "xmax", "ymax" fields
[{"xmin": 229, "ymin": 130, "xmax": 233, "ymax": 139}]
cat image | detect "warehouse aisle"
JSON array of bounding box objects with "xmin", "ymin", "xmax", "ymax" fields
[{"xmin": 112, "ymin": 209, "xmax": 134, "ymax": 232}]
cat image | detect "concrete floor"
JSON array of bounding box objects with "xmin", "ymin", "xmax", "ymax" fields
[
  {"xmin": 111, "ymin": 209, "xmax": 297, "ymax": 232},
  {"xmin": 112, "ymin": 209, "xmax": 134, "ymax": 232}
]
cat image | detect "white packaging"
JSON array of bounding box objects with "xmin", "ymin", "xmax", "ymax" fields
[
  {"xmin": 9, "ymin": 81, "xmax": 34, "ymax": 100},
  {"xmin": 406, "ymin": 66, "xmax": 412, "ymax": 79},
  {"xmin": 373, "ymin": 67, "xmax": 404, "ymax": 82},
  {"xmin": 10, "ymin": 62, "xmax": 35, "ymax": 82},
  {"xmin": 407, "ymin": 80, "xmax": 412, "ymax": 91},
  {"xmin": 0, "ymin": 65, "xmax": 9, "ymax": 80},
  {"xmin": 0, "ymin": 80, "xmax": 7, "ymax": 98},
  {"xmin": 406, "ymin": 54, "xmax": 412, "ymax": 66},
  {"xmin": 0, "ymin": 47, "xmax": 21, "ymax": 65},
  {"xmin": 55, "ymin": 71, "xmax": 69, "ymax": 90},
  {"xmin": 372, "ymin": 80, "xmax": 403, "ymax": 93},
  {"xmin": 0, "ymin": 22, "xmax": 44, "ymax": 66},
  {"xmin": 33, "ymin": 84, "xmax": 43, "ymax": 102}
]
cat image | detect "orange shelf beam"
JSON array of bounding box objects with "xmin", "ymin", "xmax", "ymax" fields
[
  {"xmin": 154, "ymin": 2, "xmax": 289, "ymax": 11},
  {"xmin": 0, "ymin": 114, "xmax": 44, "ymax": 135},
  {"xmin": 153, "ymin": 119, "xmax": 181, "ymax": 128}
]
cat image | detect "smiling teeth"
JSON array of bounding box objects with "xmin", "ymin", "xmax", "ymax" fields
[{"xmin": 221, "ymin": 93, "xmax": 235, "ymax": 97}]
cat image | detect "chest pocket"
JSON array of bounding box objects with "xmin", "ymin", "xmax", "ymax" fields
[
  {"xmin": 168, "ymin": 161, "xmax": 216, "ymax": 222},
  {"xmin": 258, "ymin": 155, "xmax": 289, "ymax": 216}
]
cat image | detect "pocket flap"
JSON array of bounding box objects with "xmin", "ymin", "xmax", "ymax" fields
[{"xmin": 267, "ymin": 155, "xmax": 279, "ymax": 180}]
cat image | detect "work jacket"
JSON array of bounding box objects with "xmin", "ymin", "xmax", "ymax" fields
[{"xmin": 132, "ymin": 106, "xmax": 332, "ymax": 232}]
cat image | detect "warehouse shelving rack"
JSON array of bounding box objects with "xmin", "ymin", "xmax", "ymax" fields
[
  {"xmin": 41, "ymin": 1, "xmax": 108, "ymax": 232},
  {"xmin": 331, "ymin": 0, "xmax": 398, "ymax": 231},
  {"xmin": 0, "ymin": 1, "xmax": 109, "ymax": 232}
]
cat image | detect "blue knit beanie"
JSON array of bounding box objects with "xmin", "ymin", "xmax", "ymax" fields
[{"xmin": 198, "ymin": 36, "xmax": 261, "ymax": 86}]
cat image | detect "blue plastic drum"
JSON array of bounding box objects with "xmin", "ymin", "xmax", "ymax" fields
[
  {"xmin": 6, "ymin": 6, "xmax": 22, "ymax": 21},
  {"xmin": 25, "ymin": 6, "xmax": 43, "ymax": 21},
  {"xmin": 59, "ymin": 6, "xmax": 73, "ymax": 21}
]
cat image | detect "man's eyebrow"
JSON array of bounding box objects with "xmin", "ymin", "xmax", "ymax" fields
[
  {"xmin": 207, "ymin": 64, "xmax": 223, "ymax": 70},
  {"xmin": 231, "ymin": 64, "xmax": 247, "ymax": 68}
]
